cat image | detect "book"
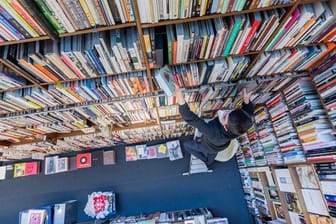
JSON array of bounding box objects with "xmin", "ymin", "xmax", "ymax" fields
[
  {"xmin": 154, "ymin": 65, "xmax": 176, "ymax": 97},
  {"xmin": 125, "ymin": 146, "xmax": 137, "ymax": 161},
  {"xmin": 167, "ymin": 140, "xmax": 183, "ymax": 161},
  {"xmin": 136, "ymin": 144, "xmax": 147, "ymax": 160},
  {"xmin": 296, "ymin": 166, "xmax": 319, "ymax": 189},
  {"xmin": 103, "ymin": 150, "xmax": 116, "ymax": 165},
  {"xmin": 302, "ymin": 189, "xmax": 329, "ymax": 216},
  {"xmin": 76, "ymin": 152, "xmax": 92, "ymax": 169}
]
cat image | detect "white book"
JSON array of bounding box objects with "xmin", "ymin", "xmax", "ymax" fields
[{"xmin": 44, "ymin": 0, "xmax": 75, "ymax": 32}]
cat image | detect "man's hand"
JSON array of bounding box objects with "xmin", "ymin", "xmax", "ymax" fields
[
  {"xmin": 174, "ymin": 84, "xmax": 186, "ymax": 105},
  {"xmin": 243, "ymin": 88, "xmax": 253, "ymax": 104}
]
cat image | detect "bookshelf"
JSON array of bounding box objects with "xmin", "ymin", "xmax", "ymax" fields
[{"xmin": 0, "ymin": 0, "xmax": 336, "ymax": 222}]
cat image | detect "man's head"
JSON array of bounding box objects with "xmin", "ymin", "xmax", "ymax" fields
[{"xmin": 220, "ymin": 109, "xmax": 253, "ymax": 136}]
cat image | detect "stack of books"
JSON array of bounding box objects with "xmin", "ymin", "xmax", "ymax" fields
[
  {"xmin": 313, "ymin": 64, "xmax": 336, "ymax": 130},
  {"xmin": 238, "ymin": 133, "xmax": 256, "ymax": 166},
  {"xmin": 266, "ymin": 94, "xmax": 305, "ymax": 163},
  {"xmin": 254, "ymin": 106, "xmax": 283, "ymax": 165},
  {"xmin": 283, "ymin": 78, "xmax": 336, "ymax": 162}
]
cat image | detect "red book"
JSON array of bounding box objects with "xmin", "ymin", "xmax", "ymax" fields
[
  {"xmin": 60, "ymin": 55, "xmax": 85, "ymax": 79},
  {"xmin": 239, "ymin": 13, "xmax": 262, "ymax": 54},
  {"xmin": 76, "ymin": 153, "xmax": 92, "ymax": 169},
  {"xmin": 25, "ymin": 161, "xmax": 40, "ymax": 176}
]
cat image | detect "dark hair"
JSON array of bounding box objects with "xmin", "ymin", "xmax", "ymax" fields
[{"xmin": 227, "ymin": 109, "xmax": 253, "ymax": 135}]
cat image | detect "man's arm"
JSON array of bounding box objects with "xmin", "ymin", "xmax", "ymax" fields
[
  {"xmin": 175, "ymin": 85, "xmax": 214, "ymax": 134},
  {"xmin": 242, "ymin": 88, "xmax": 254, "ymax": 116}
]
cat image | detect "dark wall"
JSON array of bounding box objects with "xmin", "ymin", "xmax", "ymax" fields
[{"xmin": 0, "ymin": 137, "xmax": 251, "ymax": 224}]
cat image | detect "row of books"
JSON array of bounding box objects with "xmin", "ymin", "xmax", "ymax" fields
[
  {"xmin": 283, "ymin": 78, "xmax": 336, "ymax": 162},
  {"xmin": 266, "ymin": 94, "xmax": 305, "ymax": 164},
  {"xmin": 238, "ymin": 168, "xmax": 260, "ymax": 216},
  {"xmin": 153, "ymin": 58, "xmax": 249, "ymax": 92},
  {"xmin": 313, "ymin": 62, "xmax": 336, "ymax": 130},
  {"xmin": 137, "ymin": 0, "xmax": 291, "ymax": 23},
  {"xmin": 314, "ymin": 162, "xmax": 336, "ymax": 222},
  {"xmin": 254, "ymin": 106, "xmax": 283, "ymax": 165},
  {"xmin": 125, "ymin": 140, "xmax": 183, "ymax": 161},
  {"xmin": 247, "ymin": 125, "xmax": 267, "ymax": 166},
  {"xmin": 0, "ymin": 72, "xmax": 150, "ymax": 113},
  {"xmin": 0, "ymin": 0, "xmax": 135, "ymax": 42},
  {"xmin": 266, "ymin": 2, "xmax": 336, "ymax": 51},
  {"xmin": 237, "ymin": 79, "xmax": 336, "ymax": 167},
  {"xmin": 238, "ymin": 134, "xmax": 256, "ymax": 166},
  {"xmin": 164, "ymin": 11, "xmax": 283, "ymax": 64},
  {"xmin": 112, "ymin": 125, "xmax": 162, "ymax": 145},
  {"xmin": 2, "ymin": 30, "xmax": 145, "ymax": 84},
  {"xmin": 161, "ymin": 120, "xmax": 194, "ymax": 139},
  {"xmin": 247, "ymin": 43, "xmax": 336, "ymax": 78}
]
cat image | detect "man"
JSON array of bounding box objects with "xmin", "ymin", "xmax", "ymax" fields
[{"xmin": 175, "ymin": 85, "xmax": 254, "ymax": 166}]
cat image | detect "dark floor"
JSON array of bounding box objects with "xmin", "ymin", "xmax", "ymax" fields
[{"xmin": 0, "ymin": 136, "xmax": 251, "ymax": 224}]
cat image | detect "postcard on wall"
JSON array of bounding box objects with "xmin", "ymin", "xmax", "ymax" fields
[
  {"xmin": 296, "ymin": 166, "xmax": 319, "ymax": 189},
  {"xmin": 274, "ymin": 169, "xmax": 295, "ymax": 193}
]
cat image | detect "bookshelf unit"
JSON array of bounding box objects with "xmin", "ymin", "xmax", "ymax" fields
[{"xmin": 0, "ymin": 0, "xmax": 336, "ymax": 223}]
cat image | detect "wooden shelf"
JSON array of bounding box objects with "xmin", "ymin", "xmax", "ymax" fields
[
  {"xmin": 39, "ymin": 68, "xmax": 147, "ymax": 86},
  {"xmin": 141, "ymin": 3, "xmax": 295, "ymax": 28},
  {"xmin": 0, "ymin": 36, "xmax": 50, "ymax": 47},
  {"xmin": 58, "ymin": 23, "xmax": 137, "ymax": 37}
]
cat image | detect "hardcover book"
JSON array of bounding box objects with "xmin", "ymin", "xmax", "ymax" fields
[
  {"xmin": 103, "ymin": 150, "xmax": 116, "ymax": 165},
  {"xmin": 76, "ymin": 153, "xmax": 92, "ymax": 169},
  {"xmin": 167, "ymin": 140, "xmax": 183, "ymax": 161},
  {"xmin": 125, "ymin": 146, "xmax": 137, "ymax": 161},
  {"xmin": 154, "ymin": 65, "xmax": 175, "ymax": 97}
]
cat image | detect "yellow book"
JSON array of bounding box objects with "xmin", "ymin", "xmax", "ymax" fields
[
  {"xmin": 14, "ymin": 162, "xmax": 25, "ymax": 178},
  {"xmin": 78, "ymin": 0, "xmax": 96, "ymax": 26}
]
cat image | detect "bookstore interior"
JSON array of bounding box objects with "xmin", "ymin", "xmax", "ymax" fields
[{"xmin": 0, "ymin": 0, "xmax": 336, "ymax": 223}]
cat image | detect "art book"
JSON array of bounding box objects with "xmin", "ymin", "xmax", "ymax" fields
[
  {"xmin": 274, "ymin": 168, "xmax": 296, "ymax": 193},
  {"xmin": 44, "ymin": 156, "xmax": 58, "ymax": 175},
  {"xmin": 156, "ymin": 143, "xmax": 169, "ymax": 158},
  {"xmin": 136, "ymin": 144, "xmax": 147, "ymax": 160},
  {"xmin": 154, "ymin": 65, "xmax": 175, "ymax": 96},
  {"xmin": 146, "ymin": 145, "xmax": 158, "ymax": 159},
  {"xmin": 125, "ymin": 146, "xmax": 137, "ymax": 161},
  {"xmin": 302, "ymin": 189, "xmax": 329, "ymax": 216},
  {"xmin": 167, "ymin": 140, "xmax": 183, "ymax": 161},
  {"xmin": 13, "ymin": 162, "xmax": 25, "ymax": 178},
  {"xmin": 25, "ymin": 161, "xmax": 40, "ymax": 176},
  {"xmin": 103, "ymin": 150, "xmax": 116, "ymax": 165},
  {"xmin": 296, "ymin": 166, "xmax": 319, "ymax": 189},
  {"xmin": 56, "ymin": 157, "xmax": 69, "ymax": 173},
  {"xmin": 284, "ymin": 192, "xmax": 303, "ymax": 214},
  {"xmin": 76, "ymin": 153, "xmax": 92, "ymax": 169}
]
